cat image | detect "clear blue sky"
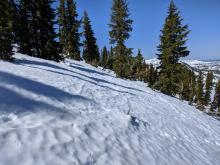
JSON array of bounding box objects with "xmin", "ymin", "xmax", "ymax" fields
[{"xmin": 54, "ymin": 0, "xmax": 220, "ymax": 60}]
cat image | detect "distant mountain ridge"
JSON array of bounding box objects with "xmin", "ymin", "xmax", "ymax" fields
[{"xmin": 145, "ymin": 58, "xmax": 220, "ymax": 79}]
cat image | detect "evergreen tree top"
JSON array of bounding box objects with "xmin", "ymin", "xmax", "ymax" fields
[
  {"xmin": 136, "ymin": 49, "xmax": 144, "ymax": 60},
  {"xmin": 157, "ymin": 0, "xmax": 190, "ymax": 67},
  {"xmin": 109, "ymin": 0, "xmax": 133, "ymax": 45}
]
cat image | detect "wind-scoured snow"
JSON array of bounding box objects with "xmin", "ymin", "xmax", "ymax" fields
[{"xmin": 0, "ymin": 54, "xmax": 220, "ymax": 165}]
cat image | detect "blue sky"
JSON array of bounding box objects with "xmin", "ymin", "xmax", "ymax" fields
[{"xmin": 54, "ymin": 0, "xmax": 220, "ymax": 60}]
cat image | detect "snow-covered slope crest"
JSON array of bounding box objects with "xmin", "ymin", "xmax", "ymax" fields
[{"xmin": 0, "ymin": 54, "xmax": 220, "ymax": 165}]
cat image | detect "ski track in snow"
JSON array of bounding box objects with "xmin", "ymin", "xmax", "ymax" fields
[{"xmin": 0, "ymin": 54, "xmax": 219, "ymax": 165}]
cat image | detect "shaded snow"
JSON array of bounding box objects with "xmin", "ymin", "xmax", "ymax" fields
[{"xmin": 0, "ymin": 54, "xmax": 220, "ymax": 165}]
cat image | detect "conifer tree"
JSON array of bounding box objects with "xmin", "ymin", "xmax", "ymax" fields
[
  {"xmin": 211, "ymin": 80, "xmax": 220, "ymax": 113},
  {"xmin": 133, "ymin": 49, "xmax": 144, "ymax": 80},
  {"xmin": 204, "ymin": 71, "xmax": 214, "ymax": 106},
  {"xmin": 58, "ymin": 0, "xmax": 81, "ymax": 60},
  {"xmin": 32, "ymin": 0, "xmax": 62, "ymax": 61},
  {"xmin": 179, "ymin": 67, "xmax": 195, "ymax": 101},
  {"xmin": 106, "ymin": 46, "xmax": 114, "ymax": 70},
  {"xmin": 9, "ymin": 0, "xmax": 19, "ymax": 43},
  {"xmin": 196, "ymin": 71, "xmax": 205, "ymax": 110},
  {"xmin": 156, "ymin": 1, "xmax": 190, "ymax": 96},
  {"xmin": 58, "ymin": 0, "xmax": 68, "ymax": 54},
  {"xmin": 140, "ymin": 63, "xmax": 149, "ymax": 83},
  {"xmin": 148, "ymin": 64, "xmax": 157, "ymax": 87},
  {"xmin": 82, "ymin": 11, "xmax": 100, "ymax": 66},
  {"xmin": 15, "ymin": 0, "xmax": 32, "ymax": 55},
  {"xmin": 66, "ymin": 0, "xmax": 81, "ymax": 60},
  {"xmin": 189, "ymin": 71, "xmax": 196, "ymax": 105},
  {"xmin": 16, "ymin": 0, "xmax": 62, "ymax": 61},
  {"xmin": 109, "ymin": 0, "xmax": 133, "ymax": 78},
  {"xmin": 0, "ymin": 0, "xmax": 13, "ymax": 61},
  {"xmin": 100, "ymin": 46, "xmax": 109, "ymax": 68}
]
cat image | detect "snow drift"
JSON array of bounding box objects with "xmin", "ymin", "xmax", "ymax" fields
[{"xmin": 0, "ymin": 54, "xmax": 220, "ymax": 165}]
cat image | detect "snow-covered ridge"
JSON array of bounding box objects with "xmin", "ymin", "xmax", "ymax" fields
[
  {"xmin": 146, "ymin": 58, "xmax": 220, "ymax": 78},
  {"xmin": 146, "ymin": 58, "xmax": 220, "ymax": 67},
  {"xmin": 0, "ymin": 54, "xmax": 220, "ymax": 165}
]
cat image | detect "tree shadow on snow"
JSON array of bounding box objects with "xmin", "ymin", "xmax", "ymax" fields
[
  {"xmin": 0, "ymin": 86, "xmax": 67, "ymax": 115},
  {"xmin": 0, "ymin": 71, "xmax": 92, "ymax": 101},
  {"xmin": 21, "ymin": 65, "xmax": 136, "ymax": 96},
  {"xmin": 0, "ymin": 71, "xmax": 93, "ymax": 115},
  {"xmin": 69, "ymin": 62, "xmax": 112, "ymax": 77},
  {"xmin": 15, "ymin": 59, "xmax": 111, "ymax": 77},
  {"xmin": 15, "ymin": 59, "xmax": 148, "ymax": 95}
]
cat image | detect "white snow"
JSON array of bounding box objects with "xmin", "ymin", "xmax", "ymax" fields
[{"xmin": 0, "ymin": 53, "xmax": 220, "ymax": 165}]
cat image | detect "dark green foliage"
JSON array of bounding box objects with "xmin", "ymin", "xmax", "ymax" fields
[
  {"xmin": 204, "ymin": 71, "xmax": 214, "ymax": 106},
  {"xmin": 109, "ymin": 0, "xmax": 133, "ymax": 78},
  {"xmin": 188, "ymin": 71, "xmax": 196, "ymax": 105},
  {"xmin": 105, "ymin": 46, "xmax": 114, "ymax": 70},
  {"xmin": 131, "ymin": 49, "xmax": 145, "ymax": 80},
  {"xmin": 0, "ymin": 0, "xmax": 13, "ymax": 61},
  {"xmin": 156, "ymin": 1, "xmax": 190, "ymax": 96},
  {"xmin": 139, "ymin": 63, "xmax": 149, "ymax": 82},
  {"xmin": 178, "ymin": 67, "xmax": 196, "ymax": 101},
  {"xmin": 148, "ymin": 64, "xmax": 157, "ymax": 87},
  {"xmin": 109, "ymin": 0, "xmax": 132, "ymax": 46},
  {"xmin": 135, "ymin": 49, "xmax": 145, "ymax": 79},
  {"xmin": 130, "ymin": 49, "xmax": 152, "ymax": 82},
  {"xmin": 100, "ymin": 46, "xmax": 109, "ymax": 68},
  {"xmin": 211, "ymin": 80, "xmax": 220, "ymax": 113},
  {"xmin": 111, "ymin": 44, "xmax": 133, "ymax": 78},
  {"xmin": 58, "ymin": 0, "xmax": 81, "ymax": 60},
  {"xmin": 33, "ymin": 0, "xmax": 62, "ymax": 61},
  {"xmin": 156, "ymin": 64, "xmax": 181, "ymax": 96},
  {"xmin": 196, "ymin": 71, "xmax": 205, "ymax": 110},
  {"xmin": 15, "ymin": 0, "xmax": 32, "ymax": 55},
  {"xmin": 82, "ymin": 11, "xmax": 100, "ymax": 66},
  {"xmin": 9, "ymin": 0, "xmax": 19, "ymax": 43},
  {"xmin": 15, "ymin": 0, "xmax": 62, "ymax": 61},
  {"xmin": 58, "ymin": 0, "xmax": 68, "ymax": 54}
]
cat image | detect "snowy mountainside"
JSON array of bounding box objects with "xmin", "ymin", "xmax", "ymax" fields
[
  {"xmin": 0, "ymin": 54, "xmax": 220, "ymax": 165},
  {"xmin": 184, "ymin": 60, "xmax": 220, "ymax": 78},
  {"xmin": 146, "ymin": 58, "xmax": 220, "ymax": 79}
]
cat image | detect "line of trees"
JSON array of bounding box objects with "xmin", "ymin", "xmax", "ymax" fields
[{"xmin": 0, "ymin": 0, "xmax": 219, "ymax": 114}]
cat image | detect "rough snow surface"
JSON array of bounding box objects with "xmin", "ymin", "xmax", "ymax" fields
[{"xmin": 0, "ymin": 54, "xmax": 220, "ymax": 165}]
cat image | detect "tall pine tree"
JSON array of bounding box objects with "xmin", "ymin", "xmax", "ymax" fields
[
  {"xmin": 106, "ymin": 46, "xmax": 114, "ymax": 70},
  {"xmin": 0, "ymin": 0, "xmax": 13, "ymax": 61},
  {"xmin": 132, "ymin": 49, "xmax": 144, "ymax": 80},
  {"xmin": 100, "ymin": 46, "xmax": 109, "ymax": 68},
  {"xmin": 82, "ymin": 11, "xmax": 100, "ymax": 66},
  {"xmin": 148, "ymin": 64, "xmax": 157, "ymax": 87},
  {"xmin": 58, "ymin": 0, "xmax": 81, "ymax": 60},
  {"xmin": 15, "ymin": 0, "xmax": 32, "ymax": 55},
  {"xmin": 196, "ymin": 71, "xmax": 205, "ymax": 110},
  {"xmin": 33, "ymin": 0, "xmax": 61, "ymax": 61},
  {"xmin": 15, "ymin": 0, "xmax": 62, "ymax": 61},
  {"xmin": 9, "ymin": 0, "xmax": 19, "ymax": 43},
  {"xmin": 58, "ymin": 0, "xmax": 68, "ymax": 55},
  {"xmin": 211, "ymin": 80, "xmax": 220, "ymax": 113},
  {"xmin": 204, "ymin": 71, "xmax": 214, "ymax": 106},
  {"xmin": 109, "ymin": 0, "xmax": 133, "ymax": 78},
  {"xmin": 179, "ymin": 67, "xmax": 195, "ymax": 101},
  {"xmin": 188, "ymin": 71, "xmax": 196, "ymax": 105},
  {"xmin": 156, "ymin": 0, "xmax": 190, "ymax": 96}
]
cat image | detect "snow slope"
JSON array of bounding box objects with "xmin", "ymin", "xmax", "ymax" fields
[{"xmin": 0, "ymin": 54, "xmax": 220, "ymax": 165}]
